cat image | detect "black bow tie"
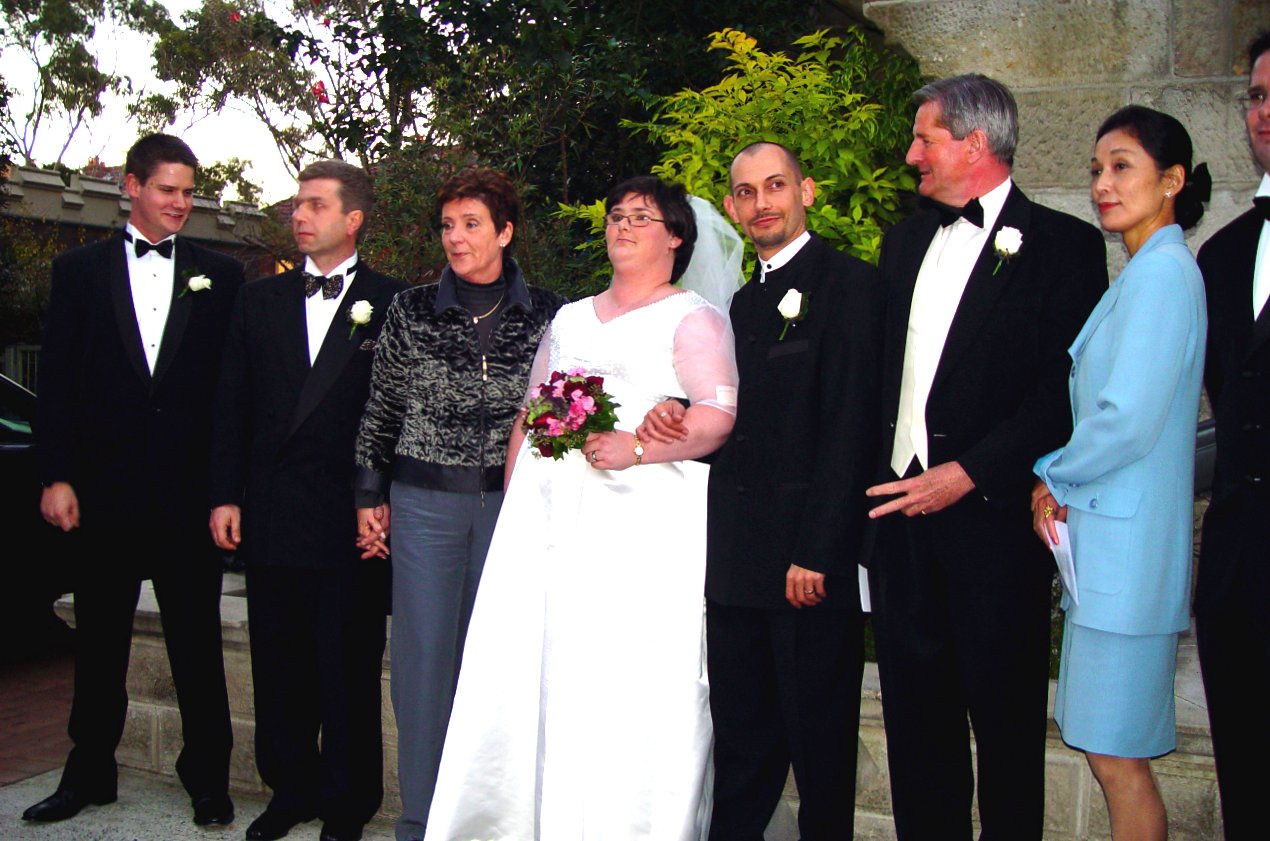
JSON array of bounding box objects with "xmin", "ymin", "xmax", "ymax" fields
[
  {"xmin": 1254, "ymin": 196, "xmax": 1270, "ymax": 221},
  {"xmin": 126, "ymin": 232, "xmax": 174, "ymax": 259},
  {"xmin": 925, "ymin": 196, "xmax": 985, "ymax": 228},
  {"xmin": 303, "ymin": 271, "xmax": 345, "ymax": 299}
]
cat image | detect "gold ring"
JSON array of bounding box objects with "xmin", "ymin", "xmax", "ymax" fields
[{"xmin": 1042, "ymin": 505, "xmax": 1055, "ymax": 518}]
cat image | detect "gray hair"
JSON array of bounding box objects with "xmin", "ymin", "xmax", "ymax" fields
[{"xmin": 914, "ymin": 74, "xmax": 1018, "ymax": 167}]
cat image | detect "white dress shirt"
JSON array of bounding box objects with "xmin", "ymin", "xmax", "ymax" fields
[
  {"xmin": 124, "ymin": 223, "xmax": 175, "ymax": 374},
  {"xmin": 303, "ymin": 253, "xmax": 358, "ymax": 365},
  {"xmin": 1253, "ymin": 173, "xmax": 1270, "ymax": 319},
  {"xmin": 892, "ymin": 178, "xmax": 1013, "ymax": 475},
  {"xmin": 758, "ymin": 230, "xmax": 811, "ymax": 283}
]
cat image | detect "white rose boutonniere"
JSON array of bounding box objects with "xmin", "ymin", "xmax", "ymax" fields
[
  {"xmin": 777, "ymin": 288, "xmax": 808, "ymax": 341},
  {"xmin": 347, "ymin": 299, "xmax": 373, "ymax": 339},
  {"xmin": 179, "ymin": 274, "xmax": 212, "ymax": 298},
  {"xmin": 993, "ymin": 227, "xmax": 1023, "ymax": 275}
]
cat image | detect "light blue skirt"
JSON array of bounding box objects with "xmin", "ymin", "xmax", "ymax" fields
[{"xmin": 1053, "ymin": 615, "xmax": 1179, "ymax": 758}]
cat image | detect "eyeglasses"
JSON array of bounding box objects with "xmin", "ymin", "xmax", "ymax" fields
[
  {"xmin": 604, "ymin": 212, "xmax": 666, "ymax": 228},
  {"xmin": 1238, "ymin": 88, "xmax": 1267, "ymax": 112}
]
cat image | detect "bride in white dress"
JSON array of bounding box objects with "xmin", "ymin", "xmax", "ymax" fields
[{"xmin": 422, "ymin": 176, "xmax": 740, "ymax": 841}]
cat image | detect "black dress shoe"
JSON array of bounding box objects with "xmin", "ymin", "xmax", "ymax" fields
[
  {"xmin": 192, "ymin": 793, "xmax": 235, "ymax": 826},
  {"xmin": 21, "ymin": 788, "xmax": 117, "ymax": 822},
  {"xmin": 319, "ymin": 822, "xmax": 363, "ymax": 841},
  {"xmin": 245, "ymin": 807, "xmax": 317, "ymax": 841}
]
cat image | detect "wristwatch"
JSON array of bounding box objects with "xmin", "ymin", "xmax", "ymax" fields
[{"xmin": 633, "ymin": 432, "xmax": 644, "ymax": 466}]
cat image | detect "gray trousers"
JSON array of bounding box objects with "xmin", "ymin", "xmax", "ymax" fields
[{"xmin": 389, "ymin": 482, "xmax": 502, "ymax": 841}]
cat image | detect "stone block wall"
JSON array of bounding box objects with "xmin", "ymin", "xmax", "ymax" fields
[
  {"xmin": 67, "ymin": 583, "xmax": 1222, "ymax": 840},
  {"xmin": 863, "ymin": 0, "xmax": 1270, "ymax": 274}
]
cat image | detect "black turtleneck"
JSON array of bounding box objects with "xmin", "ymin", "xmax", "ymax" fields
[{"xmin": 454, "ymin": 274, "xmax": 508, "ymax": 351}]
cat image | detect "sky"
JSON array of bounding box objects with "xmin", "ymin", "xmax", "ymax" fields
[{"xmin": 5, "ymin": 1, "xmax": 299, "ymax": 204}]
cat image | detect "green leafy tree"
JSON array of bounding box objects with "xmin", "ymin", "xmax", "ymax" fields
[
  {"xmin": 561, "ymin": 27, "xmax": 921, "ymax": 271},
  {"xmin": 194, "ymin": 156, "xmax": 263, "ymax": 204},
  {"xmin": 0, "ymin": 0, "xmax": 173, "ymax": 165}
]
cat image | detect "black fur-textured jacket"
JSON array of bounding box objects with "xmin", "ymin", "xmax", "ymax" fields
[{"xmin": 353, "ymin": 259, "xmax": 564, "ymax": 502}]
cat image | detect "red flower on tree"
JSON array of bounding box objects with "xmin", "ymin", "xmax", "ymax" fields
[
  {"xmin": 311, "ymin": 81, "xmax": 329, "ymax": 104},
  {"xmin": 228, "ymin": 10, "xmax": 241, "ymax": 22}
]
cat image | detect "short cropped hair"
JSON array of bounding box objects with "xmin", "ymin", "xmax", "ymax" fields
[
  {"xmin": 605, "ymin": 175, "xmax": 698, "ymax": 283},
  {"xmin": 299, "ymin": 160, "xmax": 375, "ymax": 222},
  {"xmin": 436, "ymin": 168, "xmax": 521, "ymax": 248},
  {"xmin": 1250, "ymin": 31, "xmax": 1270, "ymax": 69},
  {"xmin": 914, "ymin": 74, "xmax": 1019, "ymax": 167},
  {"xmin": 730, "ymin": 141, "xmax": 805, "ymax": 185},
  {"xmin": 124, "ymin": 134, "xmax": 198, "ymax": 184}
]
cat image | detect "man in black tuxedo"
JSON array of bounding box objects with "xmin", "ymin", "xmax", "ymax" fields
[
  {"xmin": 209, "ymin": 161, "xmax": 407, "ymax": 841},
  {"xmin": 864, "ymin": 75, "xmax": 1106, "ymax": 840},
  {"xmin": 1195, "ymin": 31, "xmax": 1270, "ymax": 841},
  {"xmin": 701, "ymin": 141, "xmax": 881, "ymax": 840},
  {"xmin": 27, "ymin": 134, "xmax": 240, "ymax": 826}
]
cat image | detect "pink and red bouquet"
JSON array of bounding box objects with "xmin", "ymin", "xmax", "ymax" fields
[{"xmin": 523, "ymin": 367, "xmax": 620, "ymax": 460}]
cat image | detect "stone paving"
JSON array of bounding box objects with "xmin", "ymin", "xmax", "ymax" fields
[{"xmin": 0, "ymin": 769, "xmax": 396, "ymax": 841}]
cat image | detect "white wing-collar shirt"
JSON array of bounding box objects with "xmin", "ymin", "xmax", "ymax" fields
[
  {"xmin": 124, "ymin": 222, "xmax": 176, "ymax": 374},
  {"xmin": 303, "ymin": 252, "xmax": 358, "ymax": 365},
  {"xmin": 1253, "ymin": 173, "xmax": 1270, "ymax": 319},
  {"xmin": 891, "ymin": 177, "xmax": 1013, "ymax": 475}
]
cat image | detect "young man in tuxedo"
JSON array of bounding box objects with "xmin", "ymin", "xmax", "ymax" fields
[
  {"xmin": 209, "ymin": 160, "xmax": 407, "ymax": 841},
  {"xmin": 1195, "ymin": 31, "xmax": 1270, "ymax": 841},
  {"xmin": 864, "ymin": 75, "xmax": 1107, "ymax": 839},
  {"xmin": 654, "ymin": 141, "xmax": 882, "ymax": 840},
  {"xmin": 27, "ymin": 134, "xmax": 241, "ymax": 826}
]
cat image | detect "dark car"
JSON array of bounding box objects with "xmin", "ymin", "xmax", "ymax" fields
[{"xmin": 0, "ymin": 373, "xmax": 74, "ymax": 659}]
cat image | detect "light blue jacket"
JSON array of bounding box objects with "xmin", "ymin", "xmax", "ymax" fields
[{"xmin": 1035, "ymin": 225, "xmax": 1206, "ymax": 635}]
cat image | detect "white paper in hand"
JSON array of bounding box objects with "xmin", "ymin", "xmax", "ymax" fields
[{"xmin": 1049, "ymin": 520, "xmax": 1079, "ymax": 606}]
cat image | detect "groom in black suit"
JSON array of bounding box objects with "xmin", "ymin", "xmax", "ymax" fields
[
  {"xmin": 702, "ymin": 141, "xmax": 881, "ymax": 840},
  {"xmin": 865, "ymin": 75, "xmax": 1106, "ymax": 840},
  {"xmin": 27, "ymin": 134, "xmax": 240, "ymax": 825},
  {"xmin": 1195, "ymin": 31, "xmax": 1270, "ymax": 841},
  {"xmin": 209, "ymin": 161, "xmax": 407, "ymax": 841}
]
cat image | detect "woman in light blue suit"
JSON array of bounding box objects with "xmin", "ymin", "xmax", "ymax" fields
[{"xmin": 1032, "ymin": 106, "xmax": 1209, "ymax": 841}]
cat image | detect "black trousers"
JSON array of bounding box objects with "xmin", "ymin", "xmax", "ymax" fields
[
  {"xmin": 1196, "ymin": 494, "xmax": 1270, "ymax": 841},
  {"xmin": 707, "ymin": 601, "xmax": 865, "ymax": 841},
  {"xmin": 246, "ymin": 562, "xmax": 387, "ymax": 830},
  {"xmin": 62, "ymin": 534, "xmax": 232, "ymax": 802},
  {"xmin": 868, "ymin": 500, "xmax": 1053, "ymax": 841}
]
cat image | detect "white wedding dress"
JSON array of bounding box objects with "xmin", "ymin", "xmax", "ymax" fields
[{"xmin": 423, "ymin": 291, "xmax": 737, "ymax": 841}]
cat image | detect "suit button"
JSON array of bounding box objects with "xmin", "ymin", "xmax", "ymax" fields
[
  {"xmin": 1247, "ymin": 475, "xmax": 1264, "ymax": 485},
  {"xmin": 1089, "ymin": 498, "xmax": 1099, "ymax": 509},
  {"xmin": 734, "ymin": 433, "xmax": 747, "ymax": 443}
]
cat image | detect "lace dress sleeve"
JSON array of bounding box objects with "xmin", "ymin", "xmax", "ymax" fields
[{"xmin": 672, "ymin": 302, "xmax": 738, "ymax": 416}]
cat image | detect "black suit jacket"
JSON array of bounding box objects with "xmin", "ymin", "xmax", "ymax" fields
[
  {"xmin": 36, "ymin": 232, "xmax": 245, "ymax": 563},
  {"xmin": 706, "ymin": 233, "xmax": 882, "ymax": 610},
  {"xmin": 209, "ymin": 265, "xmax": 409, "ymax": 569},
  {"xmin": 872, "ymin": 185, "xmax": 1106, "ymax": 562},
  {"xmin": 1196, "ymin": 208, "xmax": 1270, "ymax": 610}
]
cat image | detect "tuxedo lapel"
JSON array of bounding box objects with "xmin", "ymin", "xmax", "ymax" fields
[
  {"xmin": 267, "ymin": 270, "xmax": 313, "ymax": 402},
  {"xmin": 1249, "ymin": 293, "xmax": 1270, "ymax": 356},
  {"xmin": 107, "ymin": 233, "xmax": 152, "ymax": 385},
  {"xmin": 931, "ymin": 186, "xmax": 1033, "ymax": 395},
  {"xmin": 151, "ymin": 238, "xmax": 196, "ymax": 389},
  {"xmin": 286, "ymin": 271, "xmax": 385, "ymax": 437},
  {"xmin": 884, "ymin": 212, "xmax": 941, "ymax": 392}
]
